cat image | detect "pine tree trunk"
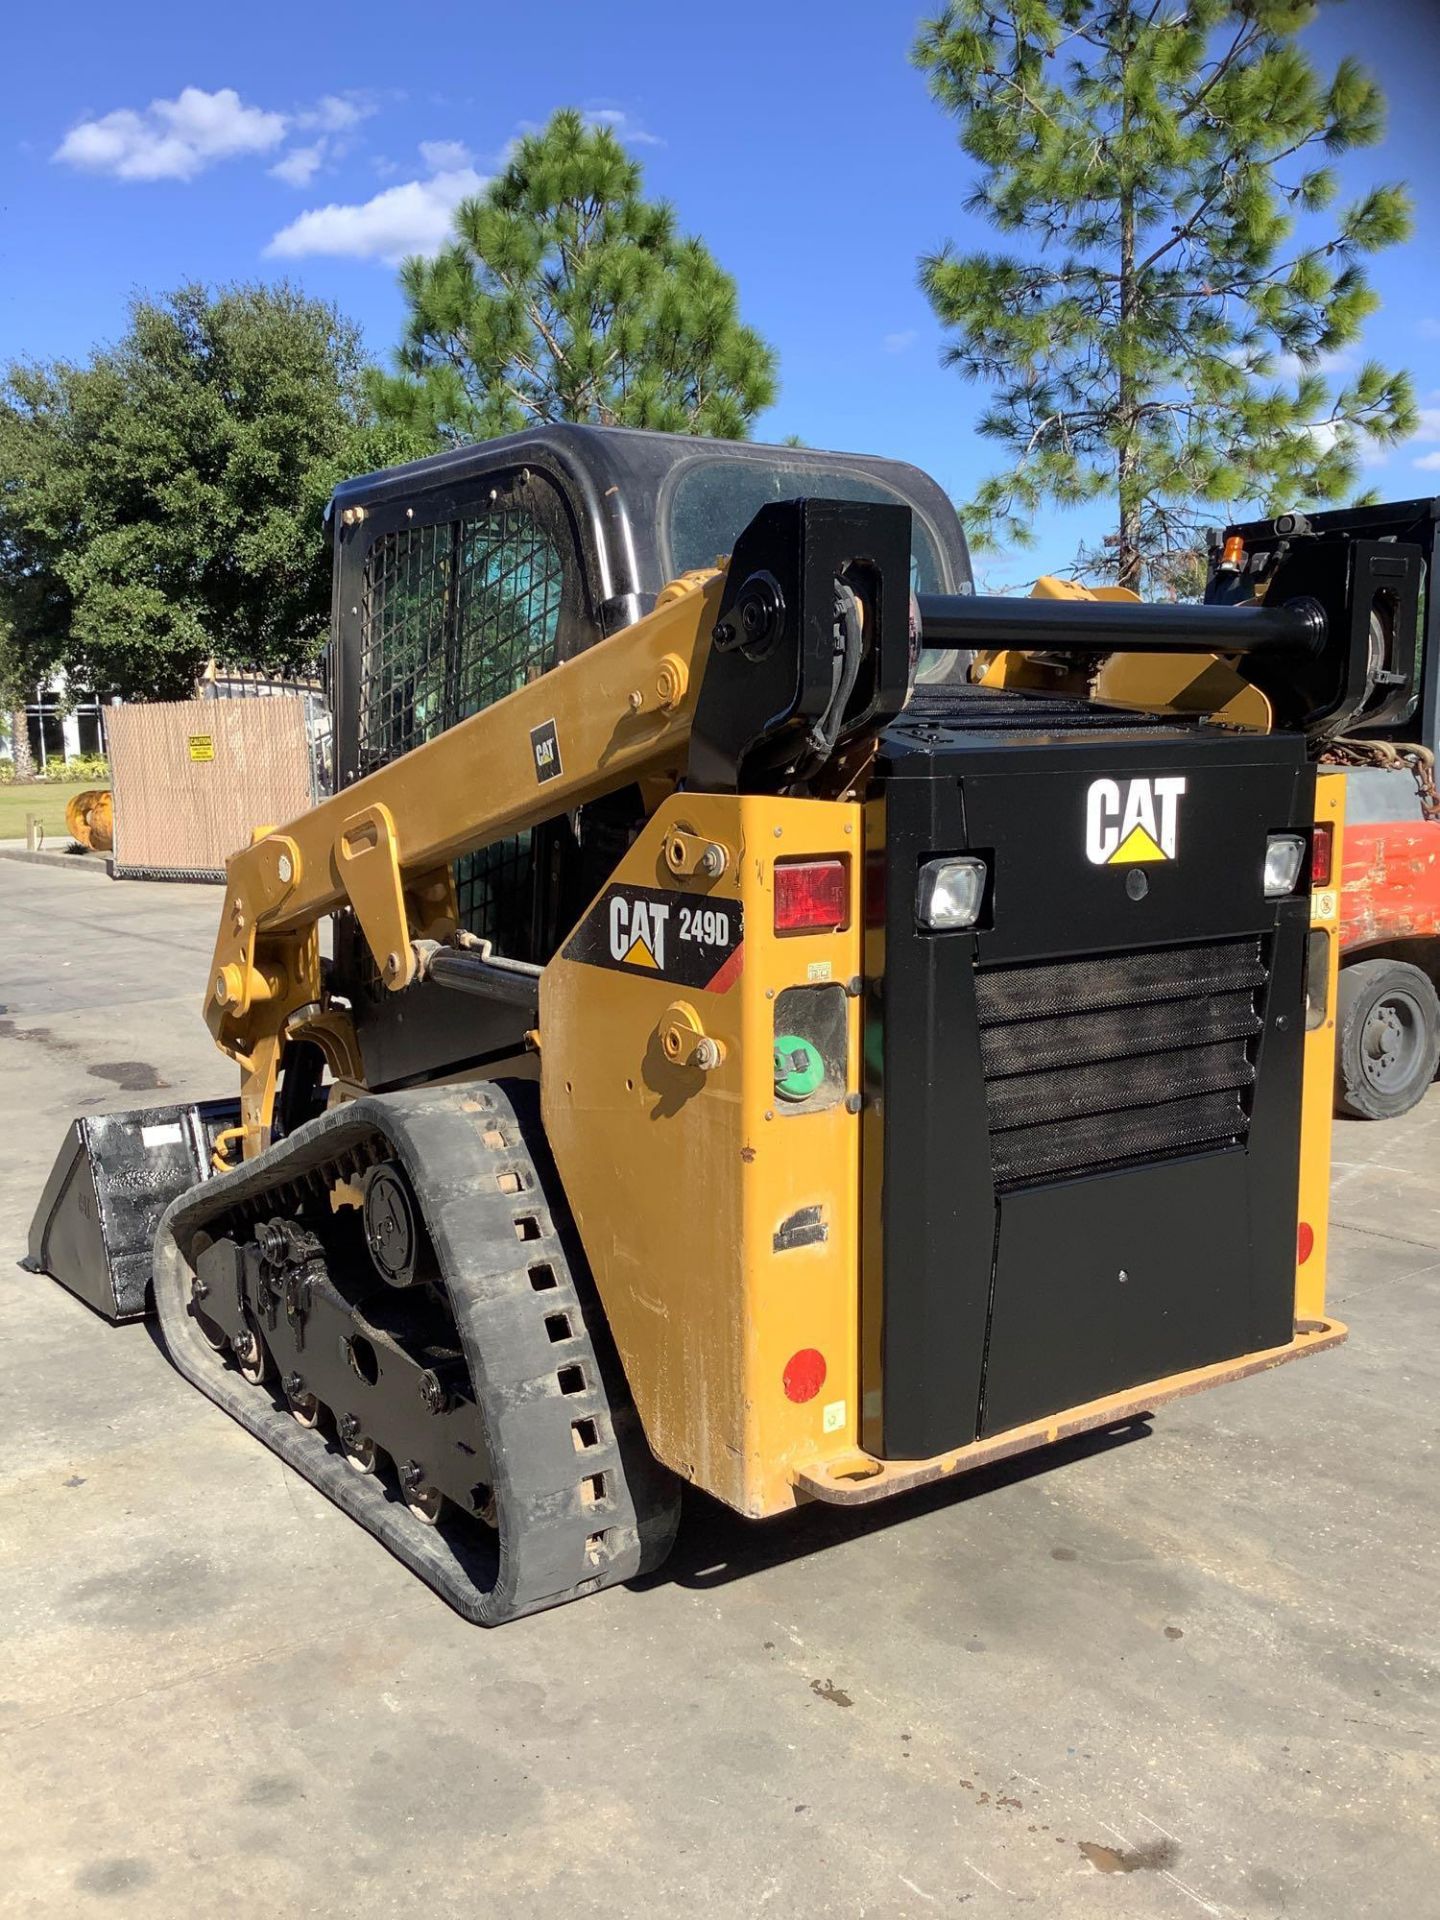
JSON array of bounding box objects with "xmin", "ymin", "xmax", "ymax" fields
[
  {"xmin": 10, "ymin": 708, "xmax": 35, "ymax": 783},
  {"xmin": 1117, "ymin": 201, "xmax": 1142, "ymax": 595},
  {"xmin": 1115, "ymin": 0, "xmax": 1143, "ymax": 596}
]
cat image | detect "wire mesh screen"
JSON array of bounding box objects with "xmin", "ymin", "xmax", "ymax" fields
[{"xmin": 358, "ymin": 502, "xmax": 567, "ymax": 953}]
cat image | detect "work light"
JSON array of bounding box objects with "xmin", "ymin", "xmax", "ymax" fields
[
  {"xmin": 916, "ymin": 855, "xmax": 987, "ymax": 929},
  {"xmin": 1263, "ymin": 832, "xmax": 1306, "ymax": 898}
]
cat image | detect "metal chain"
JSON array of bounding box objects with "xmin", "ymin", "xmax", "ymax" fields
[{"xmin": 1321, "ymin": 737, "xmax": 1440, "ymax": 822}]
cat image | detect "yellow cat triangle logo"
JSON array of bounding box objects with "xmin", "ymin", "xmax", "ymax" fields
[
  {"xmin": 1108, "ymin": 824, "xmax": 1167, "ymax": 864},
  {"xmin": 622, "ymin": 935, "xmax": 659, "ymax": 969}
]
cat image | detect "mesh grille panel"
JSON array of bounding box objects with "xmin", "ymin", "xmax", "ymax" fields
[
  {"xmin": 976, "ymin": 936, "xmax": 1267, "ymax": 1188},
  {"xmin": 357, "ymin": 506, "xmax": 567, "ymax": 951}
]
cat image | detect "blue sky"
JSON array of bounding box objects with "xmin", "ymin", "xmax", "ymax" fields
[{"xmin": 3, "ymin": 0, "xmax": 1439, "ymax": 584}]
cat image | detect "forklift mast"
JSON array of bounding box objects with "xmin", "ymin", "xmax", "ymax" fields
[{"xmin": 1210, "ymin": 496, "xmax": 1440, "ymax": 748}]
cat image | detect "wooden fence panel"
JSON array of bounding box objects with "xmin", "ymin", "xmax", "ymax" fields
[{"xmin": 108, "ymin": 697, "xmax": 315, "ymax": 879}]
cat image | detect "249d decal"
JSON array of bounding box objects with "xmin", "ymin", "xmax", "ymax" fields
[{"xmin": 564, "ymin": 883, "xmax": 745, "ymax": 991}]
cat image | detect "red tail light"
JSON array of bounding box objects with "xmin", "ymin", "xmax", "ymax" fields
[
  {"xmin": 774, "ymin": 857, "xmax": 850, "ymax": 935},
  {"xmin": 1311, "ymin": 823, "xmax": 1333, "ymax": 889}
]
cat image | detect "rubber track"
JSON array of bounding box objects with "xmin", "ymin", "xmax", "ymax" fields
[{"xmin": 152, "ymin": 1082, "xmax": 680, "ymax": 1624}]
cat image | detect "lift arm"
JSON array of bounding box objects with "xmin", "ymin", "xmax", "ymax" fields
[{"xmin": 206, "ymin": 568, "xmax": 723, "ymax": 1158}]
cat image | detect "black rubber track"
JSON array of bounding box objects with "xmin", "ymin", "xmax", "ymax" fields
[{"xmin": 152, "ymin": 1082, "xmax": 680, "ymax": 1623}]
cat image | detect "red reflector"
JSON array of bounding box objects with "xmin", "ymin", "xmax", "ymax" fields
[
  {"xmin": 1310, "ymin": 824, "xmax": 1333, "ymax": 889},
  {"xmin": 784, "ymin": 1348, "xmax": 828, "ymax": 1403},
  {"xmin": 775, "ymin": 858, "xmax": 849, "ymax": 935},
  {"xmin": 1297, "ymin": 1221, "xmax": 1314, "ymax": 1264}
]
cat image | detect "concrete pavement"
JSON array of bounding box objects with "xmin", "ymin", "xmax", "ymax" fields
[{"xmin": 0, "ymin": 855, "xmax": 1435, "ymax": 1918}]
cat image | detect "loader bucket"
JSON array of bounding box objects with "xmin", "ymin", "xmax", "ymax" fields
[{"xmin": 23, "ymin": 1100, "xmax": 239, "ymax": 1322}]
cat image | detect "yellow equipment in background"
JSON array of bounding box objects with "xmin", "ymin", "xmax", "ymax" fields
[{"xmin": 64, "ymin": 787, "xmax": 113, "ymax": 853}]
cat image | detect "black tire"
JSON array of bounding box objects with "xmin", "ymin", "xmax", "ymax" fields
[{"xmin": 1336, "ymin": 958, "xmax": 1440, "ymax": 1120}]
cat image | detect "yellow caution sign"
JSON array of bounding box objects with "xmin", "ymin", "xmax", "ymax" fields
[{"xmin": 188, "ymin": 734, "xmax": 215, "ymax": 763}]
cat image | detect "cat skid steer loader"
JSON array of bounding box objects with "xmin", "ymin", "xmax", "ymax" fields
[{"xmin": 28, "ymin": 424, "xmax": 1412, "ymax": 1623}]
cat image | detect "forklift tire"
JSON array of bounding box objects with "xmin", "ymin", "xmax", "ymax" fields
[{"xmin": 1335, "ymin": 958, "xmax": 1440, "ymax": 1121}]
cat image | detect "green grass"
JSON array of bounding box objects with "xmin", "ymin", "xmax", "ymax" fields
[{"xmin": 0, "ymin": 779, "xmax": 101, "ymax": 842}]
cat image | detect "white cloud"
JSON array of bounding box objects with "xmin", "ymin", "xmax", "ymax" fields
[
  {"xmin": 302, "ymin": 93, "xmax": 371, "ymax": 134},
  {"xmin": 1274, "ymin": 346, "xmax": 1357, "ymax": 381},
  {"xmin": 55, "ymin": 86, "xmax": 286, "ymax": 182},
  {"xmin": 270, "ymin": 142, "xmax": 326, "ymax": 187},
  {"xmin": 1414, "ymin": 450, "xmax": 1440, "ymax": 472},
  {"xmin": 884, "ymin": 330, "xmax": 917, "ymax": 355},
  {"xmin": 55, "ymin": 86, "xmax": 374, "ymax": 186},
  {"xmin": 584, "ymin": 106, "xmax": 664, "ymax": 147},
  {"xmin": 265, "ymin": 164, "xmax": 486, "ymax": 262},
  {"xmin": 419, "ymin": 139, "xmax": 472, "ymax": 171},
  {"xmin": 1309, "ymin": 419, "xmax": 1341, "ymax": 457}
]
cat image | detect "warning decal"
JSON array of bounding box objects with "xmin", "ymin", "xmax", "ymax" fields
[
  {"xmin": 563, "ymin": 883, "xmax": 744, "ymax": 991},
  {"xmin": 187, "ymin": 733, "xmax": 215, "ymax": 763}
]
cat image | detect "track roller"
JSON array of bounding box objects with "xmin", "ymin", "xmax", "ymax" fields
[
  {"xmin": 233, "ymin": 1318, "xmax": 271, "ymax": 1386},
  {"xmin": 283, "ymin": 1373, "xmax": 322, "ymax": 1428},
  {"xmin": 152, "ymin": 1083, "xmax": 681, "ymax": 1624}
]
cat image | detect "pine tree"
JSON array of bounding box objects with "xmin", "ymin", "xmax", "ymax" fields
[
  {"xmin": 914, "ymin": 1, "xmax": 1416, "ymax": 592},
  {"xmin": 368, "ymin": 109, "xmax": 778, "ymax": 444}
]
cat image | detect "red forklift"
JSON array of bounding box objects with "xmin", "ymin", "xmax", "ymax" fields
[{"xmin": 1219, "ymin": 498, "xmax": 1440, "ymax": 1119}]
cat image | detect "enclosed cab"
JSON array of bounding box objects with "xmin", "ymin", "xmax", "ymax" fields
[{"xmin": 325, "ymin": 424, "xmax": 972, "ymax": 1091}]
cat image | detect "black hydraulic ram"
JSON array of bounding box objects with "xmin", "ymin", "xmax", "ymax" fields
[
  {"xmin": 916, "ymin": 518, "xmax": 1425, "ymax": 738},
  {"xmin": 915, "ymin": 592, "xmax": 1327, "ymax": 658}
]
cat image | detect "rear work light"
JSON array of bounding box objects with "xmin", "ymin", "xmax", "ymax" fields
[
  {"xmin": 1310, "ymin": 822, "xmax": 1334, "ymax": 889},
  {"xmin": 916, "ymin": 855, "xmax": 987, "ymax": 930},
  {"xmin": 1264, "ymin": 833, "xmax": 1307, "ymax": 898},
  {"xmin": 774, "ymin": 857, "xmax": 850, "ymax": 935}
]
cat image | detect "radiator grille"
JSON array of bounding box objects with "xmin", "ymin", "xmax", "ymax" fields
[{"xmin": 975, "ymin": 938, "xmax": 1267, "ymax": 1188}]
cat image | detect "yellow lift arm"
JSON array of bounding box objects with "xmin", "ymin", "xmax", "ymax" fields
[{"xmin": 206, "ymin": 568, "xmax": 725, "ymax": 1160}]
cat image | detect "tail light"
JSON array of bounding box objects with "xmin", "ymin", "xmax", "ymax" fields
[
  {"xmin": 774, "ymin": 858, "xmax": 849, "ymax": 935},
  {"xmin": 1311, "ymin": 823, "xmax": 1333, "ymax": 889}
]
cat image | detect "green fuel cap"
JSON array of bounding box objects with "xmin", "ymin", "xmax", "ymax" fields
[{"xmin": 774, "ymin": 1034, "xmax": 826, "ymax": 1102}]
